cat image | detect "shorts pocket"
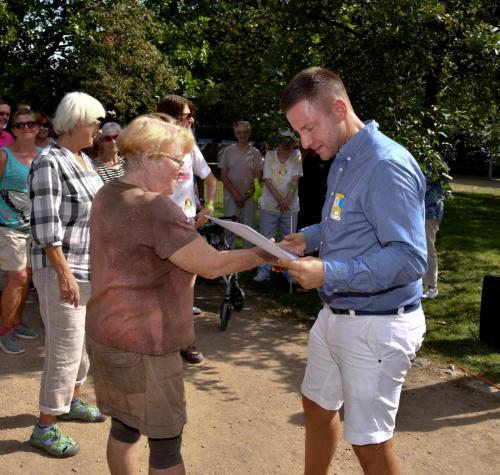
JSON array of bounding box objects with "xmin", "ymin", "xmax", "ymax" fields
[{"xmin": 99, "ymin": 349, "xmax": 145, "ymax": 394}]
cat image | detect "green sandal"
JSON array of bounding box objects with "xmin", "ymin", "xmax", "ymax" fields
[
  {"xmin": 59, "ymin": 400, "xmax": 107, "ymax": 423},
  {"xmin": 29, "ymin": 424, "xmax": 80, "ymax": 458}
]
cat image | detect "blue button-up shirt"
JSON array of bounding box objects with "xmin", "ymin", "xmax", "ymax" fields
[{"xmin": 302, "ymin": 121, "xmax": 427, "ymax": 312}]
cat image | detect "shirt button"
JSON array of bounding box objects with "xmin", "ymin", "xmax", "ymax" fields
[
  {"xmin": 334, "ymin": 288, "xmax": 339, "ymax": 292},
  {"xmin": 331, "ymin": 192, "xmax": 334, "ymax": 196},
  {"xmin": 347, "ymin": 157, "xmax": 351, "ymax": 161},
  {"xmin": 320, "ymin": 240, "xmax": 323, "ymax": 245},
  {"xmin": 339, "ymin": 168, "xmax": 343, "ymax": 172}
]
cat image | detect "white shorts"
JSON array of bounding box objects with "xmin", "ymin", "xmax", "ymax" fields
[{"xmin": 301, "ymin": 305, "xmax": 426, "ymax": 445}]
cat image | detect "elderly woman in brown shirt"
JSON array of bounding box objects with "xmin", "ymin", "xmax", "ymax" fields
[{"xmin": 86, "ymin": 113, "xmax": 273, "ymax": 475}]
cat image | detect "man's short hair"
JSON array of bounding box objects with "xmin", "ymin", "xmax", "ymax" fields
[
  {"xmin": 280, "ymin": 67, "xmax": 348, "ymax": 112},
  {"xmin": 0, "ymin": 99, "xmax": 11, "ymax": 108}
]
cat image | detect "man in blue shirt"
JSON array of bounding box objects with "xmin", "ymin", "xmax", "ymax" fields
[{"xmin": 279, "ymin": 67, "xmax": 427, "ymax": 474}]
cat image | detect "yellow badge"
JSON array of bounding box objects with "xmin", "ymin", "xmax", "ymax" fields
[{"xmin": 330, "ymin": 193, "xmax": 345, "ymax": 221}]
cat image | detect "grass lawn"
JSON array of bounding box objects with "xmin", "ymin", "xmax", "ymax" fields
[{"xmin": 211, "ymin": 180, "xmax": 500, "ymax": 384}]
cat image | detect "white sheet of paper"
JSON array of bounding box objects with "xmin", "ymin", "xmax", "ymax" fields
[{"xmin": 207, "ymin": 216, "xmax": 298, "ymax": 261}]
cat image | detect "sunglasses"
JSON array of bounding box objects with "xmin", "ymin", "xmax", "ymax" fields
[
  {"xmin": 157, "ymin": 153, "xmax": 185, "ymax": 168},
  {"xmin": 37, "ymin": 122, "xmax": 51, "ymax": 128},
  {"xmin": 177, "ymin": 112, "xmax": 194, "ymax": 121},
  {"xmin": 102, "ymin": 134, "xmax": 119, "ymax": 142},
  {"xmin": 12, "ymin": 121, "xmax": 38, "ymax": 129}
]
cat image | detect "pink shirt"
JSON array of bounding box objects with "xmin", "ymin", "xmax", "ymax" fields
[{"xmin": 0, "ymin": 131, "xmax": 14, "ymax": 147}]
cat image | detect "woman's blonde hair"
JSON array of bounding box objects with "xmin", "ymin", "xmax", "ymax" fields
[
  {"xmin": 53, "ymin": 92, "xmax": 105, "ymax": 135},
  {"xmin": 117, "ymin": 113, "xmax": 194, "ymax": 166}
]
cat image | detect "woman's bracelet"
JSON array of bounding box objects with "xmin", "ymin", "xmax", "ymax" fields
[{"xmin": 205, "ymin": 203, "xmax": 214, "ymax": 212}]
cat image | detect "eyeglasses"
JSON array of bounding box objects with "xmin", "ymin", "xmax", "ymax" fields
[
  {"xmin": 37, "ymin": 122, "xmax": 51, "ymax": 128},
  {"xmin": 102, "ymin": 134, "xmax": 119, "ymax": 142},
  {"xmin": 12, "ymin": 121, "xmax": 38, "ymax": 129},
  {"xmin": 157, "ymin": 153, "xmax": 185, "ymax": 168}
]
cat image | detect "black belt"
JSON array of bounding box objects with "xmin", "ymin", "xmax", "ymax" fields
[{"xmin": 329, "ymin": 301, "xmax": 420, "ymax": 316}]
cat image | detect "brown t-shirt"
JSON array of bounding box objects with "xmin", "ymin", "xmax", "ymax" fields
[{"xmin": 87, "ymin": 180, "xmax": 199, "ymax": 355}]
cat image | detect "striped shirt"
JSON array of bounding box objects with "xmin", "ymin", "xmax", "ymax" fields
[
  {"xmin": 92, "ymin": 156, "xmax": 126, "ymax": 183},
  {"xmin": 28, "ymin": 143, "xmax": 103, "ymax": 281}
]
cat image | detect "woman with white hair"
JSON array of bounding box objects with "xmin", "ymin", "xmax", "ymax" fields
[
  {"xmin": 28, "ymin": 92, "xmax": 107, "ymax": 458},
  {"xmin": 86, "ymin": 113, "xmax": 274, "ymax": 474},
  {"xmin": 92, "ymin": 121, "xmax": 125, "ymax": 182}
]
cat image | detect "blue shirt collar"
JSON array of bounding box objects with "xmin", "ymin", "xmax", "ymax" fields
[{"xmin": 337, "ymin": 120, "xmax": 378, "ymax": 161}]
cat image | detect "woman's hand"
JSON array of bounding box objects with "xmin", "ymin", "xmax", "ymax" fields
[
  {"xmin": 58, "ymin": 272, "xmax": 80, "ymax": 308},
  {"xmin": 278, "ymin": 198, "xmax": 290, "ymax": 212},
  {"xmin": 194, "ymin": 206, "xmax": 213, "ymax": 228}
]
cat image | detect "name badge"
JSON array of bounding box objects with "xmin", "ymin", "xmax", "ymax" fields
[
  {"xmin": 184, "ymin": 197, "xmax": 194, "ymax": 213},
  {"xmin": 330, "ymin": 193, "xmax": 345, "ymax": 221}
]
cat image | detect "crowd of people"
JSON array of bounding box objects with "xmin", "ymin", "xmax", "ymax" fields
[{"xmin": 0, "ymin": 66, "xmax": 438, "ymax": 474}]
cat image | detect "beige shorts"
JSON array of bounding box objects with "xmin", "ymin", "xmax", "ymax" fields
[
  {"xmin": 0, "ymin": 226, "xmax": 31, "ymax": 271},
  {"xmin": 87, "ymin": 336, "xmax": 186, "ymax": 439}
]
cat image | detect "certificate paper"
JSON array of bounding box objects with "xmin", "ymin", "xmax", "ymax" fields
[{"xmin": 207, "ymin": 216, "xmax": 298, "ymax": 261}]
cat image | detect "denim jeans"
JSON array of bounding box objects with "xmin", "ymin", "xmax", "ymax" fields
[{"xmin": 257, "ymin": 209, "xmax": 298, "ymax": 277}]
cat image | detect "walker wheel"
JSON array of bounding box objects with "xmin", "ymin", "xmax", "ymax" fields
[
  {"xmin": 231, "ymin": 284, "xmax": 245, "ymax": 312},
  {"xmin": 220, "ymin": 301, "xmax": 231, "ymax": 331}
]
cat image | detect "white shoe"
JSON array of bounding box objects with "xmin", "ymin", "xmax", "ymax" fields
[
  {"xmin": 253, "ymin": 272, "xmax": 270, "ymax": 282},
  {"xmin": 422, "ymin": 288, "xmax": 439, "ymax": 299},
  {"xmin": 192, "ymin": 306, "xmax": 202, "ymax": 315}
]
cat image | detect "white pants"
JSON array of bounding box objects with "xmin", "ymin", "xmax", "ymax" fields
[
  {"xmin": 33, "ymin": 267, "xmax": 91, "ymax": 415},
  {"xmin": 301, "ymin": 305, "xmax": 426, "ymax": 445}
]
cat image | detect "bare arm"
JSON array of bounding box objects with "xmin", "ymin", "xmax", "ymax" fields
[
  {"xmin": 44, "ymin": 246, "xmax": 80, "ymax": 307},
  {"xmin": 204, "ymin": 172, "xmax": 217, "ymax": 206},
  {"xmin": 170, "ymin": 235, "xmax": 272, "ymax": 279},
  {"xmin": 0, "ymin": 150, "xmax": 7, "ymax": 181},
  {"xmin": 195, "ymin": 172, "xmax": 217, "ymax": 228}
]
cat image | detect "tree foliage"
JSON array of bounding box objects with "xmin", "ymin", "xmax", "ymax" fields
[{"xmin": 1, "ymin": 0, "xmax": 498, "ymax": 179}]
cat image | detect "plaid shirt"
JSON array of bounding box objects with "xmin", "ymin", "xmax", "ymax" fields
[{"xmin": 28, "ymin": 143, "xmax": 103, "ymax": 281}]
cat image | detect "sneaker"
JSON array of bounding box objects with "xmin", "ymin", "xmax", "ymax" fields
[
  {"xmin": 14, "ymin": 323, "xmax": 39, "ymax": 340},
  {"xmin": 30, "ymin": 424, "xmax": 80, "ymax": 458},
  {"xmin": 253, "ymin": 272, "xmax": 270, "ymax": 282},
  {"xmin": 192, "ymin": 306, "xmax": 202, "ymax": 315},
  {"xmin": 423, "ymin": 288, "xmax": 439, "ymax": 299},
  {"xmin": 0, "ymin": 329, "xmax": 25, "ymax": 355},
  {"xmin": 59, "ymin": 400, "xmax": 106, "ymax": 423},
  {"xmin": 180, "ymin": 345, "xmax": 204, "ymax": 364}
]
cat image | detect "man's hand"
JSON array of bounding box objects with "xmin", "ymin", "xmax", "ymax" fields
[
  {"xmin": 234, "ymin": 194, "xmax": 246, "ymax": 208},
  {"xmin": 282, "ymin": 232, "xmax": 307, "ymax": 257},
  {"xmin": 276, "ymin": 256, "xmax": 324, "ymax": 290}
]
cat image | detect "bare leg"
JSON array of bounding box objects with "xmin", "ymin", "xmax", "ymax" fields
[
  {"xmin": 303, "ymin": 395, "xmax": 341, "ymax": 475},
  {"xmin": 107, "ymin": 433, "xmax": 141, "ymax": 475},
  {"xmin": 38, "ymin": 384, "xmax": 81, "ymax": 425},
  {"xmin": 352, "ymin": 439, "xmax": 400, "ymax": 475},
  {"xmin": 1, "ymin": 269, "xmax": 30, "ymax": 327},
  {"xmin": 149, "ymin": 462, "xmax": 186, "ymax": 475},
  {"xmin": 38, "ymin": 412, "xmax": 57, "ymax": 426}
]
